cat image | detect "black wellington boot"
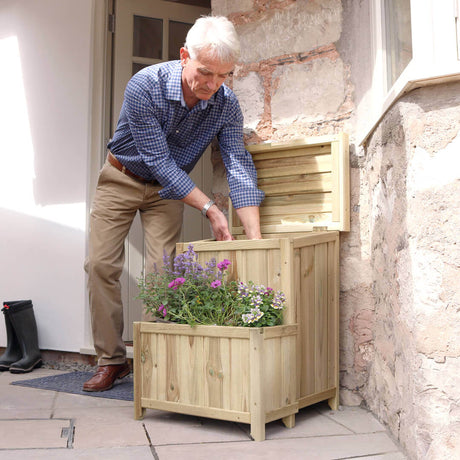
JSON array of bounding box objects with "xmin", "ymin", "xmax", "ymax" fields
[
  {"xmin": 7, "ymin": 300, "xmax": 42, "ymax": 373},
  {"xmin": 0, "ymin": 303, "xmax": 23, "ymax": 371}
]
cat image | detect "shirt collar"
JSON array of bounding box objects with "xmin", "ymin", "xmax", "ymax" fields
[{"xmin": 166, "ymin": 61, "xmax": 216, "ymax": 110}]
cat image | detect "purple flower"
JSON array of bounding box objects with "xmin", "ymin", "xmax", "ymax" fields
[
  {"xmin": 158, "ymin": 304, "xmax": 167, "ymax": 317},
  {"xmin": 217, "ymin": 259, "xmax": 231, "ymax": 271},
  {"xmin": 168, "ymin": 277, "xmax": 185, "ymax": 290},
  {"xmin": 211, "ymin": 280, "xmax": 222, "ymax": 289}
]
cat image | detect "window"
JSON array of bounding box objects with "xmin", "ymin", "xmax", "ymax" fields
[
  {"xmin": 361, "ymin": 0, "xmax": 460, "ymax": 144},
  {"xmin": 383, "ymin": 0, "xmax": 413, "ymax": 89}
]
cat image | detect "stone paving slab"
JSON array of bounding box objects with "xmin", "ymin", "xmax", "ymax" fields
[
  {"xmin": 54, "ymin": 390, "xmax": 133, "ymax": 409},
  {"xmin": 238, "ymin": 407, "xmax": 354, "ymax": 440},
  {"xmin": 142, "ymin": 410, "xmax": 249, "ymax": 445},
  {"xmin": 154, "ymin": 432, "xmax": 403, "ymax": 460},
  {"xmin": 0, "ymin": 384, "xmax": 57, "ymax": 412},
  {"xmin": 0, "ymin": 446, "xmax": 154, "ymax": 459},
  {"xmin": 53, "ymin": 406, "xmax": 148, "ymax": 449},
  {"xmin": 317, "ymin": 405, "xmax": 387, "ymax": 434},
  {"xmin": 0, "ymin": 418, "xmax": 71, "ymax": 449},
  {"xmin": 0, "ymin": 370, "xmax": 407, "ymax": 458}
]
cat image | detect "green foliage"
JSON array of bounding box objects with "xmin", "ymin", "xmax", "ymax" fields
[{"xmin": 137, "ymin": 245, "xmax": 286, "ymax": 328}]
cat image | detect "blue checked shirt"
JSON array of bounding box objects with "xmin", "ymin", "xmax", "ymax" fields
[{"xmin": 108, "ymin": 60, "xmax": 264, "ymax": 209}]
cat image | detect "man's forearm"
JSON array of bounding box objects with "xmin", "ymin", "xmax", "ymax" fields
[{"xmin": 235, "ymin": 206, "xmax": 262, "ymax": 239}]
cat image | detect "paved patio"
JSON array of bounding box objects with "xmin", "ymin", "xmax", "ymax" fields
[{"xmin": 0, "ymin": 367, "xmax": 407, "ymax": 459}]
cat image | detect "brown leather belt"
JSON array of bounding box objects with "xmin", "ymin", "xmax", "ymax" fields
[{"xmin": 107, "ymin": 152, "xmax": 159, "ymax": 185}]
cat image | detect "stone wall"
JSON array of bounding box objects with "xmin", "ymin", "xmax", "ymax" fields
[
  {"xmin": 362, "ymin": 83, "xmax": 460, "ymax": 459},
  {"xmin": 211, "ymin": 1, "xmax": 460, "ymax": 458}
]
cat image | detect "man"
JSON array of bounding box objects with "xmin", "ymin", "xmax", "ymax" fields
[{"xmin": 83, "ymin": 16, "xmax": 264, "ymax": 392}]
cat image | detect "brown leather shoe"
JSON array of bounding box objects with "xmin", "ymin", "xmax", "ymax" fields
[{"xmin": 82, "ymin": 362, "xmax": 130, "ymax": 392}]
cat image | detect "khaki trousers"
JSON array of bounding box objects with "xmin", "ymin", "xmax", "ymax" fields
[{"xmin": 85, "ymin": 159, "xmax": 184, "ymax": 365}]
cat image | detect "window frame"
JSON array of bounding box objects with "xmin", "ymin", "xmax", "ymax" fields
[{"xmin": 360, "ymin": 0, "xmax": 460, "ymax": 145}]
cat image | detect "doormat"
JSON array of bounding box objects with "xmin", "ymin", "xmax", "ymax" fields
[{"xmin": 11, "ymin": 371, "xmax": 133, "ymax": 401}]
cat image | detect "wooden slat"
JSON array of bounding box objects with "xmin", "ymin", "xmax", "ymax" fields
[
  {"xmin": 178, "ymin": 335, "xmax": 191, "ymax": 405},
  {"xmin": 250, "ymin": 146, "xmax": 331, "ymax": 161},
  {"xmin": 260, "ymin": 212, "xmax": 333, "ymax": 227},
  {"xmin": 339, "ymin": 132, "xmax": 350, "ymax": 231},
  {"xmin": 140, "ymin": 398, "xmax": 250, "ymax": 423},
  {"xmin": 292, "ymin": 231, "xmax": 339, "ymax": 248},
  {"xmin": 328, "ymin": 237, "xmax": 340, "ymax": 410},
  {"xmin": 205, "ymin": 337, "xmax": 223, "ymax": 409},
  {"xmin": 259, "ymin": 172, "xmax": 332, "ymax": 197},
  {"xmin": 300, "ymin": 245, "xmax": 315, "ymax": 397},
  {"xmin": 262, "ymin": 324, "xmax": 297, "ymax": 339},
  {"xmin": 157, "ymin": 333, "xmax": 167, "ymax": 402},
  {"xmin": 261, "ymin": 192, "xmax": 332, "ymax": 211},
  {"xmin": 260, "ymin": 202, "xmax": 332, "ymax": 217},
  {"xmin": 280, "ymin": 335, "xmax": 297, "ymax": 410},
  {"xmin": 140, "ymin": 322, "xmax": 250, "ymax": 339},
  {"xmin": 298, "ymin": 388, "xmax": 337, "ymax": 409},
  {"xmin": 165, "ymin": 334, "xmax": 179, "ymax": 402},
  {"xmin": 265, "ymin": 403, "xmax": 299, "ymax": 424},
  {"xmin": 230, "ymin": 338, "xmax": 250, "ymax": 412},
  {"xmin": 279, "ymin": 238, "xmax": 295, "ymax": 325},
  {"xmin": 255, "ymin": 154, "xmax": 332, "ymax": 178},
  {"xmin": 294, "ymin": 249, "xmax": 302, "ymax": 401},
  {"xmin": 142, "ymin": 331, "xmax": 156, "ymax": 401},
  {"xmin": 248, "ymin": 133, "xmax": 342, "ymax": 150},
  {"xmin": 220, "ymin": 338, "xmax": 232, "ymax": 411},
  {"xmin": 263, "ymin": 337, "xmax": 280, "ymax": 413},
  {"xmin": 314, "ymin": 243, "xmax": 328, "ymax": 392},
  {"xmin": 177, "ymin": 239, "xmax": 281, "ymax": 252},
  {"xmin": 331, "ymin": 139, "xmax": 341, "ymax": 221}
]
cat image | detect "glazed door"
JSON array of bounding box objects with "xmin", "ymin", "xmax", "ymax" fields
[{"xmin": 111, "ymin": 0, "xmax": 211, "ymax": 341}]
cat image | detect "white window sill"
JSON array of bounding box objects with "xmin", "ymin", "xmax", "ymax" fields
[{"xmin": 359, "ymin": 67, "xmax": 460, "ymax": 147}]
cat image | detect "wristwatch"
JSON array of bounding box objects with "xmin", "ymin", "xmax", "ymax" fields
[{"xmin": 201, "ymin": 199, "xmax": 215, "ymax": 218}]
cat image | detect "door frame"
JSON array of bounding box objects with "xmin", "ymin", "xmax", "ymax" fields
[{"xmin": 82, "ymin": 0, "xmax": 114, "ymax": 355}]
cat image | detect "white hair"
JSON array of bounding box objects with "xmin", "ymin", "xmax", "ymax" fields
[{"xmin": 184, "ymin": 16, "xmax": 240, "ymax": 63}]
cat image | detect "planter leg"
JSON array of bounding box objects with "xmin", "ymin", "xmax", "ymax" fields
[
  {"xmin": 250, "ymin": 329, "xmax": 265, "ymax": 441},
  {"xmin": 133, "ymin": 322, "xmax": 145, "ymax": 420},
  {"xmin": 282, "ymin": 414, "xmax": 295, "ymax": 429},
  {"xmin": 134, "ymin": 406, "xmax": 146, "ymax": 420},
  {"xmin": 250, "ymin": 420, "xmax": 265, "ymax": 442},
  {"xmin": 328, "ymin": 388, "xmax": 339, "ymax": 410}
]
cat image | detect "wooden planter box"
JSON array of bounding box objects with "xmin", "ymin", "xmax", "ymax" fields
[
  {"xmin": 134, "ymin": 322, "xmax": 298, "ymax": 441},
  {"xmin": 133, "ymin": 134, "xmax": 349, "ymax": 440},
  {"xmin": 175, "ymin": 232, "xmax": 341, "ymax": 411}
]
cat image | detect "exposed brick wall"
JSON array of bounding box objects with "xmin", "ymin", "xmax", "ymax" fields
[{"xmin": 211, "ymin": 0, "xmax": 353, "ymax": 201}]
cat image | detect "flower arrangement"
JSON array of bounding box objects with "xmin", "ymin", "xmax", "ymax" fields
[{"xmin": 137, "ymin": 244, "xmax": 286, "ymax": 327}]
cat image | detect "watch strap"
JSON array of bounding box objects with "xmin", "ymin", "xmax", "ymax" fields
[{"xmin": 201, "ymin": 199, "xmax": 215, "ymax": 217}]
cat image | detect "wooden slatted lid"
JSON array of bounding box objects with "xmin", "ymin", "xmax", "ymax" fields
[{"xmin": 231, "ymin": 133, "xmax": 350, "ymax": 235}]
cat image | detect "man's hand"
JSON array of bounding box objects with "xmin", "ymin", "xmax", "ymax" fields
[
  {"xmin": 206, "ymin": 205, "xmax": 233, "ymax": 241},
  {"xmin": 181, "ymin": 187, "xmax": 233, "ymax": 241},
  {"xmin": 182, "ymin": 188, "xmax": 262, "ymax": 241}
]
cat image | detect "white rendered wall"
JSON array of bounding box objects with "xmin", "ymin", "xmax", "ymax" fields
[{"xmin": 0, "ymin": 0, "xmax": 93, "ymax": 352}]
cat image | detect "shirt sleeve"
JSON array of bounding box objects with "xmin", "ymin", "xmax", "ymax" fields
[
  {"xmin": 124, "ymin": 76, "xmax": 195, "ymax": 200},
  {"xmin": 217, "ymin": 97, "xmax": 265, "ymax": 209}
]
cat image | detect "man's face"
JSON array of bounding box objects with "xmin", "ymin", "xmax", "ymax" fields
[{"xmin": 180, "ymin": 47, "xmax": 234, "ymax": 105}]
